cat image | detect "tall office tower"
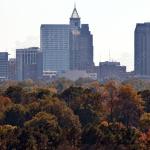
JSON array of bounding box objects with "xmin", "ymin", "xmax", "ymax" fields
[
  {"xmin": 79, "ymin": 24, "xmax": 94, "ymax": 70},
  {"xmin": 41, "ymin": 25, "xmax": 70, "ymax": 72},
  {"xmin": 0, "ymin": 52, "xmax": 8, "ymax": 81},
  {"xmin": 40, "ymin": 6, "xmax": 94, "ymax": 72},
  {"xmin": 135, "ymin": 23, "xmax": 150, "ymax": 76},
  {"xmin": 69, "ymin": 7, "xmax": 94, "ymax": 71},
  {"xmin": 8, "ymin": 58, "xmax": 16, "ymax": 80},
  {"xmin": 69, "ymin": 7, "xmax": 81, "ymax": 70},
  {"xmin": 16, "ymin": 47, "xmax": 43, "ymax": 81}
]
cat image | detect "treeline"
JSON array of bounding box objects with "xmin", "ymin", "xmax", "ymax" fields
[{"xmin": 0, "ymin": 79, "xmax": 150, "ymax": 149}]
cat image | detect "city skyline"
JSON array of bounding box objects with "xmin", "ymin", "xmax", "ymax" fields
[
  {"xmin": 1, "ymin": 0, "xmax": 150, "ymax": 71},
  {"xmin": 41, "ymin": 7, "xmax": 94, "ymax": 72}
]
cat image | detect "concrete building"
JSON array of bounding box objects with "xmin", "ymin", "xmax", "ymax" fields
[
  {"xmin": 135, "ymin": 23, "xmax": 150, "ymax": 76},
  {"xmin": 16, "ymin": 47, "xmax": 43, "ymax": 81},
  {"xmin": 40, "ymin": 6, "xmax": 94, "ymax": 72},
  {"xmin": 0, "ymin": 52, "xmax": 8, "ymax": 81},
  {"xmin": 98, "ymin": 61, "xmax": 127, "ymax": 82},
  {"xmin": 8, "ymin": 58, "xmax": 16, "ymax": 80}
]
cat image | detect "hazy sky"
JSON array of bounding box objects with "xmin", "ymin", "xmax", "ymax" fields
[{"xmin": 1, "ymin": 0, "xmax": 150, "ymax": 71}]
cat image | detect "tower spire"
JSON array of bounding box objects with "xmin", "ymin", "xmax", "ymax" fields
[
  {"xmin": 71, "ymin": 4, "xmax": 80, "ymax": 19},
  {"xmin": 74, "ymin": 2, "xmax": 76, "ymax": 9},
  {"xmin": 70, "ymin": 4, "xmax": 81, "ymax": 29}
]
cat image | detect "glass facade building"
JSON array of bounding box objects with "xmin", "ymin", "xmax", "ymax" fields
[
  {"xmin": 135, "ymin": 23, "xmax": 150, "ymax": 76},
  {"xmin": 41, "ymin": 25, "xmax": 70, "ymax": 72},
  {"xmin": 0, "ymin": 52, "xmax": 8, "ymax": 81}
]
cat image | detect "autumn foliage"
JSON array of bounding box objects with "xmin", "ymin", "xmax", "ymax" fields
[{"xmin": 0, "ymin": 79, "xmax": 149, "ymax": 149}]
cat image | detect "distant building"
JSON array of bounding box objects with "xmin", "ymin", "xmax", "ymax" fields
[
  {"xmin": 135, "ymin": 23, "xmax": 150, "ymax": 76},
  {"xmin": 79, "ymin": 24, "xmax": 94, "ymax": 71},
  {"xmin": 41, "ymin": 25, "xmax": 70, "ymax": 72},
  {"xmin": 8, "ymin": 58, "xmax": 16, "ymax": 80},
  {"xmin": 98, "ymin": 61, "xmax": 127, "ymax": 82},
  {"xmin": 16, "ymin": 47, "xmax": 43, "ymax": 81},
  {"xmin": 0, "ymin": 52, "xmax": 8, "ymax": 81},
  {"xmin": 69, "ymin": 8, "xmax": 94, "ymax": 71},
  {"xmin": 40, "ymin": 6, "xmax": 94, "ymax": 72},
  {"xmin": 70, "ymin": 23, "xmax": 94, "ymax": 70}
]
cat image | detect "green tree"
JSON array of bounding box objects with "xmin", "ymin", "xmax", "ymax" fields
[
  {"xmin": 3, "ymin": 104, "xmax": 26, "ymax": 127},
  {"xmin": 114, "ymin": 84, "xmax": 144, "ymax": 127},
  {"xmin": 40, "ymin": 98, "xmax": 81, "ymax": 147},
  {"xmin": 140, "ymin": 113, "xmax": 150, "ymax": 131},
  {"xmin": 17, "ymin": 128, "xmax": 38, "ymax": 150},
  {"xmin": 24, "ymin": 112, "xmax": 62, "ymax": 149},
  {"xmin": 82, "ymin": 121, "xmax": 140, "ymax": 150},
  {"xmin": 0, "ymin": 125, "xmax": 18, "ymax": 149},
  {"xmin": 138, "ymin": 90, "xmax": 150, "ymax": 112},
  {"xmin": 25, "ymin": 102, "xmax": 40, "ymax": 120},
  {"xmin": 35, "ymin": 88, "xmax": 51, "ymax": 99},
  {"xmin": 4, "ymin": 86, "xmax": 24, "ymax": 103},
  {"xmin": 60, "ymin": 86, "xmax": 84, "ymax": 106},
  {"xmin": 104, "ymin": 81, "xmax": 119, "ymax": 122},
  {"xmin": 74, "ymin": 91, "xmax": 103, "ymax": 126},
  {"xmin": 61, "ymin": 87, "xmax": 104, "ymax": 126}
]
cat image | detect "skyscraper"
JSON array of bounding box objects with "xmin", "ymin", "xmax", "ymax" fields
[
  {"xmin": 135, "ymin": 23, "xmax": 150, "ymax": 76},
  {"xmin": 69, "ymin": 8, "xmax": 94, "ymax": 71},
  {"xmin": 0, "ymin": 52, "xmax": 8, "ymax": 81},
  {"xmin": 16, "ymin": 47, "xmax": 43, "ymax": 81},
  {"xmin": 41, "ymin": 25, "xmax": 70, "ymax": 72},
  {"xmin": 40, "ymin": 6, "xmax": 94, "ymax": 72}
]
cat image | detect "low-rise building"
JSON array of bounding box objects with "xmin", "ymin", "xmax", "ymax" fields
[
  {"xmin": 97, "ymin": 61, "xmax": 127, "ymax": 82},
  {"xmin": 8, "ymin": 58, "xmax": 16, "ymax": 80},
  {"xmin": 16, "ymin": 47, "xmax": 43, "ymax": 81}
]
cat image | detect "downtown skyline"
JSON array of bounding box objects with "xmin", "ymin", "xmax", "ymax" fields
[{"xmin": 1, "ymin": 0, "xmax": 150, "ymax": 71}]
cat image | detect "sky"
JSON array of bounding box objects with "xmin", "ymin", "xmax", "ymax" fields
[{"xmin": 1, "ymin": 0, "xmax": 150, "ymax": 71}]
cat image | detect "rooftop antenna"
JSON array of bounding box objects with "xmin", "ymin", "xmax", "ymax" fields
[
  {"xmin": 109, "ymin": 50, "xmax": 111, "ymax": 62},
  {"xmin": 99, "ymin": 54, "xmax": 101, "ymax": 64},
  {"xmin": 74, "ymin": 2, "xmax": 76, "ymax": 9}
]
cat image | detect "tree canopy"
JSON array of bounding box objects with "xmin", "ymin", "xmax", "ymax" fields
[{"xmin": 0, "ymin": 79, "xmax": 149, "ymax": 149}]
